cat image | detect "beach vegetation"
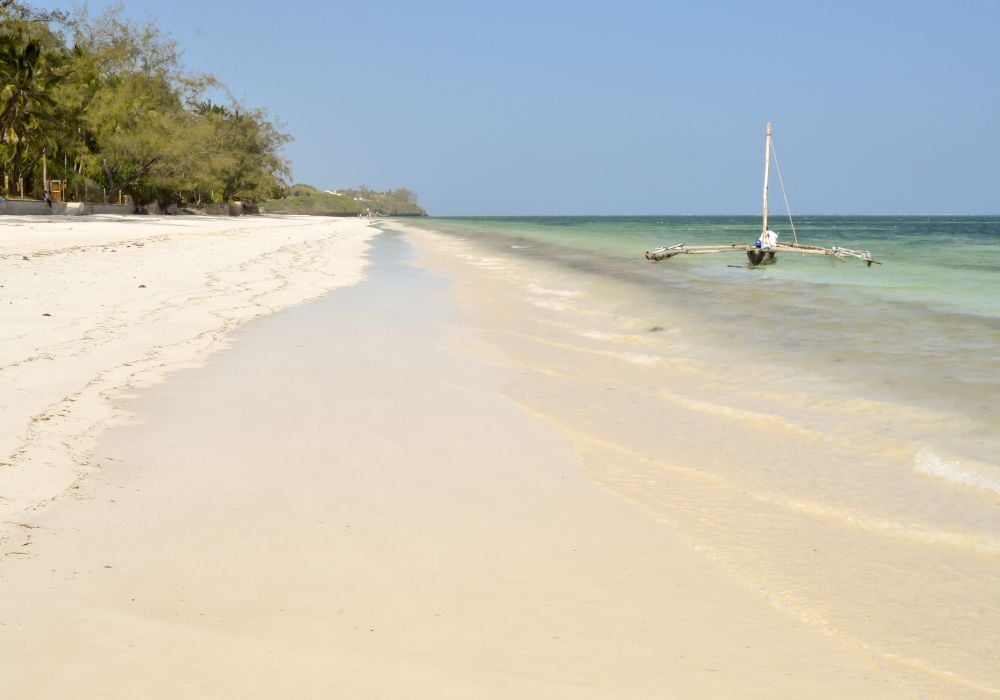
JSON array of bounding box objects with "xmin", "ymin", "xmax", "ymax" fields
[
  {"xmin": 190, "ymin": 101, "xmax": 292, "ymax": 204},
  {"xmin": 0, "ymin": 1, "xmax": 291, "ymax": 207},
  {"xmin": 0, "ymin": 8, "xmax": 70, "ymax": 194}
]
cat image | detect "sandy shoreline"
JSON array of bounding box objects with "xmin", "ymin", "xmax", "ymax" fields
[
  {"xmin": 0, "ymin": 214, "xmax": 376, "ymax": 555},
  {"xmin": 0, "ymin": 219, "xmax": 918, "ymax": 697}
]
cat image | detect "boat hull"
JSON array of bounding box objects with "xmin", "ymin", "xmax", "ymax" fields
[{"xmin": 746, "ymin": 249, "xmax": 776, "ymax": 266}]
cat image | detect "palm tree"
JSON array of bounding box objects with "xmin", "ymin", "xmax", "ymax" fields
[
  {"xmin": 0, "ymin": 34, "xmax": 62, "ymax": 193},
  {"xmin": 1, "ymin": 39, "xmax": 54, "ymax": 141}
]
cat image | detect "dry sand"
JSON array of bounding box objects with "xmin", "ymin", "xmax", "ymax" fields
[
  {"xmin": 0, "ymin": 219, "xmax": 915, "ymax": 697},
  {"xmin": 1, "ymin": 214, "xmax": 375, "ymax": 555}
]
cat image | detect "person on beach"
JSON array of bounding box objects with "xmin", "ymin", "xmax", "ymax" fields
[{"xmin": 43, "ymin": 190, "xmax": 52, "ymax": 207}]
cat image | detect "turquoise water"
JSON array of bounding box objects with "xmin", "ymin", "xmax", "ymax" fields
[
  {"xmin": 427, "ymin": 215, "xmax": 1000, "ymax": 314},
  {"xmin": 417, "ymin": 215, "xmax": 1000, "ymax": 478}
]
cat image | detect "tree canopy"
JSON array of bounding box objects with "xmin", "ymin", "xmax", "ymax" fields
[{"xmin": 0, "ymin": 1, "xmax": 291, "ymax": 205}]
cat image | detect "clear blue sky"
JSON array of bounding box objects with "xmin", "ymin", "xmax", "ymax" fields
[{"xmin": 45, "ymin": 0, "xmax": 999, "ymax": 215}]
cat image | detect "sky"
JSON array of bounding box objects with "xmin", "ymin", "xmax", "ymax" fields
[{"xmin": 42, "ymin": 0, "xmax": 1000, "ymax": 215}]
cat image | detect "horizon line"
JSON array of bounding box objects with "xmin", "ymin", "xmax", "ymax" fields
[{"xmin": 423, "ymin": 212, "xmax": 1000, "ymax": 218}]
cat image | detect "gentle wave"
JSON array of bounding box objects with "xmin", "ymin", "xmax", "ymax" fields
[
  {"xmin": 527, "ymin": 298, "xmax": 571, "ymax": 311},
  {"xmin": 618, "ymin": 352, "xmax": 661, "ymax": 366},
  {"xmin": 580, "ymin": 330, "xmax": 657, "ymax": 346},
  {"xmin": 527, "ymin": 283, "xmax": 581, "ymax": 298},
  {"xmin": 513, "ymin": 400, "xmax": 1000, "ymax": 556},
  {"xmin": 914, "ymin": 448, "xmax": 1000, "ymax": 497}
]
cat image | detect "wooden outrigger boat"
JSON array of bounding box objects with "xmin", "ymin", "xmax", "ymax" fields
[
  {"xmin": 645, "ymin": 240, "xmax": 879, "ymax": 266},
  {"xmin": 645, "ymin": 123, "xmax": 879, "ymax": 267}
]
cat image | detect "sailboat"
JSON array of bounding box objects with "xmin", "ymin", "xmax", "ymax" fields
[{"xmin": 645, "ymin": 123, "xmax": 878, "ymax": 267}]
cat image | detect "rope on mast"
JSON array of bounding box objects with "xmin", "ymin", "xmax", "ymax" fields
[{"xmin": 769, "ymin": 139, "xmax": 799, "ymax": 245}]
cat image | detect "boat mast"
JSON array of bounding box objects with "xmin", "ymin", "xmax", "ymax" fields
[{"xmin": 761, "ymin": 122, "xmax": 772, "ymax": 238}]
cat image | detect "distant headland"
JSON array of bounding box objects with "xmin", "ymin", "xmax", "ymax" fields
[{"xmin": 262, "ymin": 184, "xmax": 428, "ymax": 217}]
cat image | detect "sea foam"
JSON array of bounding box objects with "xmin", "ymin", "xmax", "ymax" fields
[
  {"xmin": 527, "ymin": 283, "xmax": 580, "ymax": 298},
  {"xmin": 914, "ymin": 448, "xmax": 1000, "ymax": 496},
  {"xmin": 581, "ymin": 330, "xmax": 655, "ymax": 346},
  {"xmin": 619, "ymin": 352, "xmax": 661, "ymax": 366}
]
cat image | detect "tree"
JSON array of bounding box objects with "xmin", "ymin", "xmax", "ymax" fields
[
  {"xmin": 0, "ymin": 16, "xmax": 68, "ymax": 195},
  {"xmin": 392, "ymin": 187, "xmax": 417, "ymax": 203},
  {"xmin": 201, "ymin": 105, "xmax": 291, "ymax": 202},
  {"xmin": 63, "ymin": 9, "xmax": 190, "ymax": 203},
  {"xmin": 2, "ymin": 3, "xmax": 292, "ymax": 205}
]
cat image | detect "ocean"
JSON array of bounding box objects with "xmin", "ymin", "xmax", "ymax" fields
[{"xmin": 400, "ymin": 215, "xmax": 1000, "ymax": 697}]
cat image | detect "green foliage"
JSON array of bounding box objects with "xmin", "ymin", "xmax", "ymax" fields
[
  {"xmin": 262, "ymin": 184, "xmax": 428, "ymax": 217},
  {"xmin": 192, "ymin": 103, "xmax": 291, "ymax": 203},
  {"xmin": 0, "ymin": 2, "xmax": 292, "ymax": 205},
  {"xmin": 0, "ymin": 14, "xmax": 72, "ymax": 192}
]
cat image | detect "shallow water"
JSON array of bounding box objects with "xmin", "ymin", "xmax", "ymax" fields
[
  {"xmin": 419, "ymin": 215, "xmax": 1000, "ymax": 476},
  {"xmin": 402, "ymin": 215, "xmax": 1000, "ymax": 698}
]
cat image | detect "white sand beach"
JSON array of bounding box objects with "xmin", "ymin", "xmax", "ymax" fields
[
  {"xmin": 0, "ymin": 216, "xmax": 925, "ymax": 697},
  {"xmin": 0, "ymin": 214, "xmax": 376, "ymax": 555}
]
